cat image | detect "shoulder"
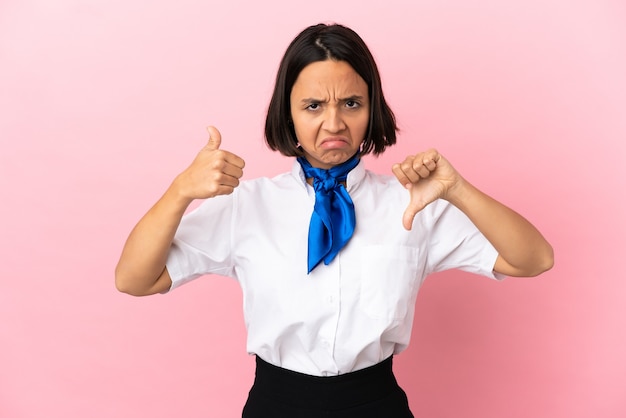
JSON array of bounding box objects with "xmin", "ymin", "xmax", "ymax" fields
[
  {"xmin": 356, "ymin": 169, "xmax": 407, "ymax": 200},
  {"xmin": 363, "ymin": 170, "xmax": 398, "ymax": 186},
  {"xmin": 237, "ymin": 171, "xmax": 301, "ymax": 194}
]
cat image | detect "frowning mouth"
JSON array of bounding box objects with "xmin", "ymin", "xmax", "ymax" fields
[{"xmin": 320, "ymin": 136, "xmax": 349, "ymax": 149}]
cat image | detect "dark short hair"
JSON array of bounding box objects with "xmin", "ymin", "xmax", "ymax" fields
[{"xmin": 265, "ymin": 23, "xmax": 398, "ymax": 157}]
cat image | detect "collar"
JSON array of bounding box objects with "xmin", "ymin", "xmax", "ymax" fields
[{"xmin": 291, "ymin": 157, "xmax": 366, "ymax": 193}]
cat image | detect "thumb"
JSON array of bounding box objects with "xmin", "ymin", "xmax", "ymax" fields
[
  {"xmin": 402, "ymin": 191, "xmax": 426, "ymax": 230},
  {"xmin": 402, "ymin": 205, "xmax": 418, "ymax": 231},
  {"xmin": 205, "ymin": 126, "xmax": 222, "ymax": 150}
]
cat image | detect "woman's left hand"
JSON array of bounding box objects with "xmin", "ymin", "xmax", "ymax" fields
[
  {"xmin": 392, "ymin": 149, "xmax": 462, "ymax": 230},
  {"xmin": 393, "ymin": 149, "xmax": 554, "ymax": 276}
]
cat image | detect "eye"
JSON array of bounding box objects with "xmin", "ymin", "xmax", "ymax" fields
[
  {"xmin": 345, "ymin": 100, "xmax": 360, "ymax": 109},
  {"xmin": 306, "ymin": 103, "xmax": 320, "ymax": 111}
]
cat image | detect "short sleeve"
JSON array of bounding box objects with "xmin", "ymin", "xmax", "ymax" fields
[
  {"xmin": 423, "ymin": 200, "xmax": 505, "ymax": 281},
  {"xmin": 165, "ymin": 193, "xmax": 236, "ymax": 292}
]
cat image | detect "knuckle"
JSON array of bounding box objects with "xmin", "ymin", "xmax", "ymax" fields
[{"xmin": 209, "ymin": 158, "xmax": 226, "ymax": 171}]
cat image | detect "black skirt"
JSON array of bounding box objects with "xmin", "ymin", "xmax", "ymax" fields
[{"xmin": 242, "ymin": 356, "xmax": 414, "ymax": 418}]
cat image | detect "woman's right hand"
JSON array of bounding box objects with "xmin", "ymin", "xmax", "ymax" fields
[
  {"xmin": 115, "ymin": 126, "xmax": 245, "ymax": 296},
  {"xmin": 172, "ymin": 126, "xmax": 245, "ymax": 202}
]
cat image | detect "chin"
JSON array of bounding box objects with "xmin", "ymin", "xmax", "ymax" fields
[{"xmin": 322, "ymin": 154, "xmax": 350, "ymax": 166}]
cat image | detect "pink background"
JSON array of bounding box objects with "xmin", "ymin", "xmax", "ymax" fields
[{"xmin": 1, "ymin": 0, "xmax": 625, "ymax": 417}]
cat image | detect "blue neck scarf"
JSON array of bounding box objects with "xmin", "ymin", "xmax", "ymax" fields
[{"xmin": 297, "ymin": 154, "xmax": 360, "ymax": 273}]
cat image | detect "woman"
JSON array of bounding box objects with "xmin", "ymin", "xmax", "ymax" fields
[{"xmin": 115, "ymin": 23, "xmax": 553, "ymax": 417}]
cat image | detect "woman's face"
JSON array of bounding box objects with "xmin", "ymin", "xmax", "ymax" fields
[{"xmin": 290, "ymin": 59, "xmax": 370, "ymax": 169}]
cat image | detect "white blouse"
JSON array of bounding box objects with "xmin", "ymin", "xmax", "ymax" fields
[{"xmin": 166, "ymin": 159, "xmax": 503, "ymax": 376}]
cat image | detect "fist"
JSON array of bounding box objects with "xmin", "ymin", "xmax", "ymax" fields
[
  {"xmin": 392, "ymin": 149, "xmax": 460, "ymax": 230},
  {"xmin": 174, "ymin": 126, "xmax": 245, "ymax": 201}
]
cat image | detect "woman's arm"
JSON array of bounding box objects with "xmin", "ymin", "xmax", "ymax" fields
[
  {"xmin": 114, "ymin": 189, "xmax": 190, "ymax": 296},
  {"xmin": 392, "ymin": 149, "xmax": 553, "ymax": 277},
  {"xmin": 444, "ymin": 179, "xmax": 554, "ymax": 277},
  {"xmin": 115, "ymin": 127, "xmax": 245, "ymax": 296}
]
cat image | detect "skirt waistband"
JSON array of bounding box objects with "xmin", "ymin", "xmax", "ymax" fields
[{"xmin": 251, "ymin": 356, "xmax": 399, "ymax": 410}]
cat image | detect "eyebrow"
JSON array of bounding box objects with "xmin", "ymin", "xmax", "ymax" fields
[{"xmin": 299, "ymin": 95, "xmax": 366, "ymax": 103}]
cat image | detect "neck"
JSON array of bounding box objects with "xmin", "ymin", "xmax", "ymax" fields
[{"xmin": 306, "ymin": 178, "xmax": 346, "ymax": 187}]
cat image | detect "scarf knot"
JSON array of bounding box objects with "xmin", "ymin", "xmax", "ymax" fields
[
  {"xmin": 314, "ymin": 172, "xmax": 341, "ymax": 193},
  {"xmin": 297, "ymin": 154, "xmax": 359, "ymax": 274}
]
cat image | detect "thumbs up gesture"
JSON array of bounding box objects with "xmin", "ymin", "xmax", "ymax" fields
[
  {"xmin": 173, "ymin": 126, "xmax": 246, "ymax": 202},
  {"xmin": 392, "ymin": 149, "xmax": 462, "ymax": 230}
]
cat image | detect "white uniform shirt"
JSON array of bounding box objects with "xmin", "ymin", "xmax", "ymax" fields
[{"xmin": 166, "ymin": 159, "xmax": 503, "ymax": 376}]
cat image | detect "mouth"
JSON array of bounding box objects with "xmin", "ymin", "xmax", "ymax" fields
[{"xmin": 320, "ymin": 136, "xmax": 349, "ymax": 149}]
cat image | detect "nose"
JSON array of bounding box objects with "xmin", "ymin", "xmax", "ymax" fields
[{"xmin": 323, "ymin": 107, "xmax": 346, "ymax": 133}]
